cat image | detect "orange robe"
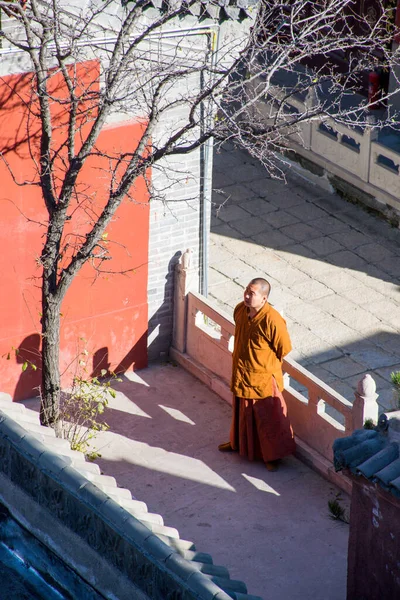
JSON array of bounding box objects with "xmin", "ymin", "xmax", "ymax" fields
[{"xmin": 230, "ymin": 301, "xmax": 295, "ymax": 462}]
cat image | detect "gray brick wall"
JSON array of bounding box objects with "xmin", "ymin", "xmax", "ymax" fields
[
  {"xmin": 148, "ymin": 149, "xmax": 211, "ymax": 360},
  {"xmin": 145, "ymin": 19, "xmax": 252, "ymax": 360},
  {"xmin": 146, "ymin": 35, "xmax": 214, "ymax": 361}
]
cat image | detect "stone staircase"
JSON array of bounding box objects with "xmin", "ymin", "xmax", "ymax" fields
[{"xmin": 0, "ymin": 392, "xmax": 262, "ymax": 600}]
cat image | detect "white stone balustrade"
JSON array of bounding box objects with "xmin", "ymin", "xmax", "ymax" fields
[
  {"xmin": 171, "ymin": 256, "xmax": 380, "ymax": 493},
  {"xmin": 246, "ymin": 74, "xmax": 400, "ymax": 217}
]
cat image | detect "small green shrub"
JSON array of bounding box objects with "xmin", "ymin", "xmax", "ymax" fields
[
  {"xmin": 363, "ymin": 418, "xmax": 375, "ymax": 430},
  {"xmin": 328, "ymin": 493, "xmax": 349, "ymax": 524},
  {"xmin": 390, "ymin": 371, "xmax": 400, "ymax": 411},
  {"xmin": 59, "ymin": 368, "xmax": 120, "ymax": 460}
]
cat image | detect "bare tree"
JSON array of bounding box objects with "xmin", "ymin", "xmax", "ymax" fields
[{"xmin": 0, "ymin": 0, "xmax": 397, "ymax": 428}]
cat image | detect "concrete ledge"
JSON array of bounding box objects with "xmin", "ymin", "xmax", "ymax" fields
[
  {"xmin": 0, "ymin": 405, "xmax": 259, "ymax": 600},
  {"xmin": 295, "ymin": 437, "xmax": 352, "ymax": 496}
]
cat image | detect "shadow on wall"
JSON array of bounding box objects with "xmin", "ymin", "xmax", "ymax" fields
[
  {"xmin": 12, "ymin": 334, "xmax": 42, "ymax": 401},
  {"xmin": 11, "ymin": 246, "xmax": 182, "ymax": 399},
  {"xmin": 147, "ymin": 251, "xmax": 182, "ymax": 362},
  {"xmin": 91, "ymin": 336, "xmax": 148, "ymax": 379}
]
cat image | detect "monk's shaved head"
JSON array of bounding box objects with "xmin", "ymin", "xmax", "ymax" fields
[{"xmin": 249, "ymin": 278, "xmax": 271, "ymax": 298}]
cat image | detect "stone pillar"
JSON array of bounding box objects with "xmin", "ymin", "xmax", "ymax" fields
[
  {"xmin": 359, "ymin": 115, "xmax": 379, "ymax": 183},
  {"xmin": 172, "ymin": 249, "xmax": 197, "ymax": 354},
  {"xmin": 304, "ymin": 86, "xmax": 317, "ymax": 150},
  {"xmin": 352, "ymin": 374, "xmax": 379, "ymax": 430}
]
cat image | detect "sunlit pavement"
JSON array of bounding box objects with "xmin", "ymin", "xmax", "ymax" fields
[
  {"xmin": 95, "ymin": 363, "xmax": 349, "ymax": 600},
  {"xmin": 209, "ymin": 143, "xmax": 400, "ymax": 411}
]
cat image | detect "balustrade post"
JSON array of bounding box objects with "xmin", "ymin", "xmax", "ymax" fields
[
  {"xmin": 352, "ymin": 374, "xmax": 379, "ymax": 430},
  {"xmin": 172, "ymin": 248, "xmax": 197, "ymax": 354},
  {"xmin": 303, "ymin": 86, "xmax": 317, "ymax": 150},
  {"xmin": 360, "ymin": 115, "xmax": 379, "ymax": 183}
]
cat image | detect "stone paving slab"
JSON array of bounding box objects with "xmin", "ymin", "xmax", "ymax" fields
[
  {"xmin": 93, "ymin": 364, "xmax": 349, "ymax": 600},
  {"xmin": 209, "ymin": 143, "xmax": 400, "ymax": 411}
]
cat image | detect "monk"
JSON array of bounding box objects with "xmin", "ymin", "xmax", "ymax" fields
[{"xmin": 218, "ymin": 277, "xmax": 295, "ymax": 471}]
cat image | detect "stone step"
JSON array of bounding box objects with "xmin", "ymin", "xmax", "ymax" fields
[
  {"xmin": 95, "ymin": 482, "xmax": 132, "ymax": 501},
  {"xmin": 73, "ymin": 461, "xmax": 102, "ymax": 476},
  {"xmin": 142, "ymin": 521, "xmax": 179, "ymax": 539},
  {"xmin": 29, "ymin": 432, "xmax": 86, "ymax": 462},
  {"xmin": 182, "ymin": 550, "xmax": 213, "ymax": 564},
  {"xmin": 155, "ymin": 534, "xmax": 196, "ymax": 553},
  {"xmin": 0, "ymin": 399, "xmax": 26, "ymax": 412},
  {"xmin": 34, "ymin": 435, "xmax": 72, "ymax": 452},
  {"xmin": 83, "ymin": 472, "xmax": 117, "ymax": 488},
  {"xmin": 0, "ymin": 392, "xmax": 13, "ymax": 404},
  {"xmin": 205, "ymin": 575, "xmax": 247, "ymax": 595},
  {"xmin": 195, "ymin": 562, "xmax": 230, "ymax": 579},
  {"xmin": 123, "ymin": 507, "xmax": 163, "ymax": 526},
  {"xmin": 19, "ymin": 421, "xmax": 56, "ymax": 437},
  {"xmin": 0, "ymin": 407, "xmax": 39, "ymax": 426},
  {"xmin": 119, "ymin": 498, "xmax": 149, "ymax": 514},
  {"xmin": 53, "ymin": 446, "xmax": 87, "ymax": 462}
]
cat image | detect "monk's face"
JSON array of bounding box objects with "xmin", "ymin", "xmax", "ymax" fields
[{"xmin": 244, "ymin": 283, "xmax": 267, "ymax": 312}]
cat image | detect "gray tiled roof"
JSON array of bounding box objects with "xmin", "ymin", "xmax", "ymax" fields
[
  {"xmin": 333, "ymin": 412, "xmax": 400, "ymax": 498},
  {"xmin": 0, "ymin": 393, "xmax": 263, "ymax": 600},
  {"xmin": 125, "ymin": 0, "xmax": 258, "ymax": 22}
]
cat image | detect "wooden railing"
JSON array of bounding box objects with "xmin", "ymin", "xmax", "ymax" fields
[{"xmin": 171, "ymin": 252, "xmax": 380, "ymax": 491}]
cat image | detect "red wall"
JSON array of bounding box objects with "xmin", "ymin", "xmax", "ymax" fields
[
  {"xmin": 347, "ymin": 477, "xmax": 400, "ymax": 599},
  {"xmin": 0, "ymin": 64, "xmax": 149, "ymax": 400}
]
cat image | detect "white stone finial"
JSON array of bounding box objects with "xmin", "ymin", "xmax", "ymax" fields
[
  {"xmin": 357, "ymin": 374, "xmax": 377, "ymax": 398},
  {"xmin": 353, "ymin": 373, "xmax": 379, "ymax": 429},
  {"xmin": 181, "ymin": 248, "xmax": 193, "ymax": 270}
]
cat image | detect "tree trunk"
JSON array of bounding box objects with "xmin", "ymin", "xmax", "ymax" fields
[{"xmin": 40, "ymin": 292, "xmax": 62, "ymax": 433}]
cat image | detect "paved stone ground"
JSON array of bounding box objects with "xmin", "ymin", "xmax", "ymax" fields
[
  {"xmin": 209, "ymin": 143, "xmax": 400, "ymax": 410},
  {"xmin": 94, "ymin": 364, "xmax": 349, "ymax": 600}
]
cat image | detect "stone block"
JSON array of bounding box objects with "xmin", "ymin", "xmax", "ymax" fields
[
  {"xmin": 289, "ymin": 279, "xmax": 332, "ymax": 300},
  {"xmin": 143, "ymin": 534, "xmax": 175, "ymax": 562},
  {"xmin": 0, "ymin": 435, "xmax": 10, "ymax": 475},
  {"xmin": 330, "ymin": 229, "xmax": 372, "ymax": 250},
  {"xmin": 354, "ymin": 242, "xmax": 395, "ymax": 264},
  {"xmin": 313, "ymin": 293, "xmax": 357, "ymax": 317},
  {"xmin": 262, "ymin": 209, "xmax": 300, "ymax": 228},
  {"xmin": 165, "ymin": 553, "xmax": 199, "ymax": 582},
  {"xmin": 186, "ymin": 571, "xmax": 230, "ymax": 600},
  {"xmin": 1, "ymin": 416, "xmax": 29, "ymax": 445},
  {"xmin": 38, "ymin": 451, "xmax": 72, "ymax": 476},
  {"xmin": 322, "ymin": 357, "xmax": 366, "ymax": 379},
  {"xmin": 309, "ymin": 215, "xmax": 351, "ymax": 235},
  {"xmin": 340, "ymin": 284, "xmax": 386, "ymax": 306},
  {"xmin": 213, "ymin": 183, "xmax": 251, "ymax": 205},
  {"xmin": 97, "ymin": 498, "xmax": 131, "ymax": 529},
  {"xmin": 303, "ymin": 236, "xmax": 344, "ymax": 257},
  {"xmin": 207, "ymin": 268, "xmax": 230, "ymax": 288},
  {"xmin": 231, "ymin": 216, "xmax": 273, "ymax": 237},
  {"xmin": 213, "ymin": 259, "xmax": 255, "ymax": 283},
  {"xmin": 250, "ymin": 229, "xmax": 293, "ymax": 249},
  {"xmin": 280, "ymin": 222, "xmax": 322, "ymax": 242},
  {"xmin": 18, "ymin": 433, "xmax": 48, "ymax": 463},
  {"xmin": 209, "ymin": 246, "xmax": 236, "ymax": 267},
  {"xmin": 337, "ymin": 307, "xmax": 382, "ymax": 331},
  {"xmin": 325, "ymin": 249, "xmax": 369, "ymax": 270},
  {"xmin": 269, "ymin": 188, "xmax": 306, "ymax": 209},
  {"xmin": 214, "ymin": 205, "xmax": 249, "ymax": 223},
  {"xmin": 239, "ymin": 197, "xmax": 278, "ymax": 215},
  {"xmin": 286, "ymin": 202, "xmax": 327, "ymax": 221},
  {"xmin": 310, "ymin": 319, "xmax": 357, "ymax": 344}
]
